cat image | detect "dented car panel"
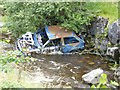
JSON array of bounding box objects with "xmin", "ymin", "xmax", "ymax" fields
[{"xmin": 16, "ymin": 26, "xmax": 85, "ymax": 54}]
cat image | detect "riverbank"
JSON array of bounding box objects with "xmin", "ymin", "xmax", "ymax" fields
[{"xmin": 0, "ymin": 41, "xmax": 119, "ymax": 88}]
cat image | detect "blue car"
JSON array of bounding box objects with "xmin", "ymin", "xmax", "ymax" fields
[{"xmin": 16, "ymin": 26, "xmax": 85, "ymax": 54}]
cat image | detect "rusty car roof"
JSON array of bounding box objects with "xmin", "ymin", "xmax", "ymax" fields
[{"xmin": 45, "ymin": 26, "xmax": 76, "ymax": 40}]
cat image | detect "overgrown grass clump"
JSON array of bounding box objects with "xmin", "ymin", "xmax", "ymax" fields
[
  {"xmin": 84, "ymin": 2, "xmax": 118, "ymax": 24},
  {"xmin": 0, "ymin": 50, "xmax": 30, "ymax": 65},
  {"xmin": 0, "ymin": 50, "xmax": 37, "ymax": 88}
]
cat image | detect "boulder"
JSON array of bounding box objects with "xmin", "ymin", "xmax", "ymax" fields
[
  {"xmin": 88, "ymin": 16, "xmax": 108, "ymax": 36},
  {"xmin": 108, "ymin": 20, "xmax": 120, "ymax": 44},
  {"xmin": 82, "ymin": 68, "xmax": 103, "ymax": 84}
]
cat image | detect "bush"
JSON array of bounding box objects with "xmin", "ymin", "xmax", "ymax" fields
[
  {"xmin": 91, "ymin": 73, "xmax": 119, "ymax": 89},
  {"xmin": 3, "ymin": 2, "xmax": 96, "ymax": 38},
  {"xmin": 0, "ymin": 50, "xmax": 29, "ymax": 65}
]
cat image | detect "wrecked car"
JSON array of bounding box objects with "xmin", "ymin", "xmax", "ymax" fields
[{"xmin": 16, "ymin": 26, "xmax": 85, "ymax": 55}]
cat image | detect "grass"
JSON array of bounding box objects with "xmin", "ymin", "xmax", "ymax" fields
[{"xmin": 84, "ymin": 2, "xmax": 118, "ymax": 24}]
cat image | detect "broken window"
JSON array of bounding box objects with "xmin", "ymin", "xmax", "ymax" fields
[
  {"xmin": 39, "ymin": 28, "xmax": 49, "ymax": 44},
  {"xmin": 64, "ymin": 37, "xmax": 79, "ymax": 44},
  {"xmin": 45, "ymin": 38, "xmax": 61, "ymax": 47}
]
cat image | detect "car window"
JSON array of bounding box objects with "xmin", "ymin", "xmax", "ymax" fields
[
  {"xmin": 45, "ymin": 38, "xmax": 61, "ymax": 47},
  {"xmin": 64, "ymin": 37, "xmax": 79, "ymax": 44}
]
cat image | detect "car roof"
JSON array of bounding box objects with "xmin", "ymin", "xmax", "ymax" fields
[{"xmin": 45, "ymin": 26, "xmax": 76, "ymax": 40}]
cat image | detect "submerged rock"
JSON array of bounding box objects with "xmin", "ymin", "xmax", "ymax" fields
[
  {"xmin": 82, "ymin": 68, "xmax": 103, "ymax": 84},
  {"xmin": 108, "ymin": 20, "xmax": 120, "ymax": 44}
]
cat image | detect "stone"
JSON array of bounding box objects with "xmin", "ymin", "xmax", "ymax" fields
[
  {"xmin": 95, "ymin": 38, "xmax": 108, "ymax": 52},
  {"xmin": 88, "ymin": 16, "xmax": 108, "ymax": 36},
  {"xmin": 108, "ymin": 20, "xmax": 120, "ymax": 44},
  {"xmin": 100, "ymin": 39, "xmax": 109, "ymax": 51},
  {"xmin": 107, "ymin": 47, "xmax": 119, "ymax": 63},
  {"xmin": 82, "ymin": 68, "xmax": 103, "ymax": 84},
  {"xmin": 115, "ymin": 67, "xmax": 120, "ymax": 82},
  {"xmin": 115, "ymin": 67, "xmax": 120, "ymax": 77}
]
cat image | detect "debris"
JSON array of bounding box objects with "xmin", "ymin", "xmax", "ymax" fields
[{"xmin": 82, "ymin": 68, "xmax": 103, "ymax": 84}]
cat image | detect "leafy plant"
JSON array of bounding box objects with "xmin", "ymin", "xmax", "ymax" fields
[
  {"xmin": 0, "ymin": 50, "xmax": 28, "ymax": 65},
  {"xmin": 91, "ymin": 73, "xmax": 119, "ymax": 89},
  {"xmin": 3, "ymin": 2, "xmax": 96, "ymax": 38}
]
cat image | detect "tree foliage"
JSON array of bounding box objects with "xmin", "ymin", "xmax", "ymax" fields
[{"xmin": 4, "ymin": 2, "xmax": 96, "ymax": 38}]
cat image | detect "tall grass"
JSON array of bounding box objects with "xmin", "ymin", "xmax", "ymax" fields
[{"xmin": 84, "ymin": 2, "xmax": 118, "ymax": 24}]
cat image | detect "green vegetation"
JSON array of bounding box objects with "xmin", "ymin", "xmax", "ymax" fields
[
  {"xmin": 0, "ymin": 50, "xmax": 37, "ymax": 88},
  {"xmin": 1, "ymin": 2, "xmax": 118, "ymax": 39},
  {"xmin": 0, "ymin": 50, "xmax": 30, "ymax": 65},
  {"xmin": 91, "ymin": 73, "xmax": 119, "ymax": 88},
  {"xmin": 84, "ymin": 2, "xmax": 118, "ymax": 24},
  {"xmin": 3, "ymin": 2, "xmax": 96, "ymax": 38}
]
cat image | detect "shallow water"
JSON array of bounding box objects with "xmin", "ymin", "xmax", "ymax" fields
[
  {"xmin": 0, "ymin": 40, "xmax": 114, "ymax": 87},
  {"xmin": 31, "ymin": 54, "xmax": 113, "ymax": 83}
]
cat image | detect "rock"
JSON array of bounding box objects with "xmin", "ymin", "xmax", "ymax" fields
[
  {"xmin": 100, "ymin": 39, "xmax": 109, "ymax": 51},
  {"xmin": 82, "ymin": 68, "xmax": 103, "ymax": 84},
  {"xmin": 88, "ymin": 16, "xmax": 108, "ymax": 36},
  {"xmin": 87, "ymin": 16, "xmax": 109, "ymax": 54},
  {"xmin": 115, "ymin": 67, "xmax": 120, "ymax": 82},
  {"xmin": 95, "ymin": 38, "xmax": 108, "ymax": 53},
  {"xmin": 108, "ymin": 20, "xmax": 120, "ymax": 44},
  {"xmin": 115, "ymin": 67, "xmax": 120, "ymax": 77},
  {"xmin": 107, "ymin": 47, "xmax": 119, "ymax": 63}
]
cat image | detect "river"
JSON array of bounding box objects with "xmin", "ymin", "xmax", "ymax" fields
[
  {"xmin": 0, "ymin": 41, "xmax": 115, "ymax": 88},
  {"xmin": 26, "ymin": 53, "xmax": 114, "ymax": 87}
]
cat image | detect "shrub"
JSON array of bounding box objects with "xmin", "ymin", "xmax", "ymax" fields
[{"xmin": 3, "ymin": 2, "xmax": 96, "ymax": 38}]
